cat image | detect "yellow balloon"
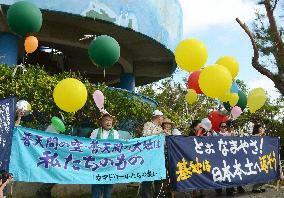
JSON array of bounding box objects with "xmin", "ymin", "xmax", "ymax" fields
[
  {"xmin": 229, "ymin": 93, "xmax": 239, "ymax": 107},
  {"xmin": 199, "ymin": 64, "xmax": 232, "ymax": 98},
  {"xmin": 175, "ymin": 39, "xmax": 208, "ymax": 72},
  {"xmin": 216, "ymin": 56, "xmax": 239, "ymax": 79},
  {"xmin": 185, "ymin": 89, "xmax": 197, "ymax": 104},
  {"xmin": 218, "ymin": 92, "xmax": 230, "ymax": 102},
  {"xmin": 247, "ymin": 88, "xmax": 267, "ymax": 113},
  {"xmin": 53, "ymin": 78, "xmax": 88, "ymax": 112}
]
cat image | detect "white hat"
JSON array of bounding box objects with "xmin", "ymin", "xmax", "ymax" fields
[
  {"xmin": 152, "ymin": 110, "xmax": 163, "ymax": 116},
  {"xmin": 172, "ymin": 128, "xmax": 182, "ymax": 135},
  {"xmin": 201, "ymin": 118, "xmax": 212, "ymax": 131}
]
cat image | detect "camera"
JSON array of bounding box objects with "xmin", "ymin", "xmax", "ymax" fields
[{"xmin": 0, "ymin": 170, "xmax": 13, "ymax": 183}]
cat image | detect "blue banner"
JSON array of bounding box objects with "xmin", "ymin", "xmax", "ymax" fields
[
  {"xmin": 167, "ymin": 136, "xmax": 280, "ymax": 191},
  {"xmin": 9, "ymin": 127, "xmax": 166, "ymax": 184},
  {"xmin": 0, "ymin": 97, "xmax": 16, "ymax": 171}
]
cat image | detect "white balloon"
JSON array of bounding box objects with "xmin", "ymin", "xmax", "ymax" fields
[{"xmin": 16, "ymin": 100, "xmax": 32, "ymax": 116}]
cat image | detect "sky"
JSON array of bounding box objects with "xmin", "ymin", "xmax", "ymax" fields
[{"xmin": 176, "ymin": 0, "xmax": 282, "ymax": 100}]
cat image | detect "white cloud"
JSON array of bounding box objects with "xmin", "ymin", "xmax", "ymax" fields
[
  {"xmin": 248, "ymin": 77, "xmax": 281, "ymax": 101},
  {"xmin": 179, "ymin": 0, "xmax": 258, "ymax": 36}
]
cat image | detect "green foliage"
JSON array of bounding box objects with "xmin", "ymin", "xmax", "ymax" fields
[
  {"xmin": 138, "ymin": 77, "xmax": 284, "ymax": 141},
  {"xmin": 233, "ymin": 97, "xmax": 284, "ymax": 136},
  {"xmin": 138, "ymin": 77, "xmax": 220, "ymax": 135},
  {"xmin": 0, "ymin": 64, "xmax": 152, "ymax": 137},
  {"xmin": 252, "ymin": 0, "xmax": 284, "ymax": 89}
]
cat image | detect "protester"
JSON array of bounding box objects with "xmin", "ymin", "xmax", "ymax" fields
[
  {"xmin": 200, "ymin": 118, "xmax": 218, "ymax": 136},
  {"xmin": 0, "ymin": 172, "xmax": 12, "ymax": 198},
  {"xmin": 252, "ymin": 124, "xmax": 266, "ymax": 136},
  {"xmin": 218, "ymin": 121, "xmax": 230, "ymax": 136},
  {"xmin": 162, "ymin": 118, "xmax": 182, "ymax": 136},
  {"xmin": 2, "ymin": 110, "xmax": 24, "ymax": 198},
  {"xmin": 214, "ymin": 121, "xmax": 235, "ymax": 196},
  {"xmin": 216, "ymin": 121, "xmax": 245, "ymax": 196},
  {"xmin": 90, "ymin": 111, "xmax": 119, "ymax": 198},
  {"xmin": 142, "ymin": 110, "xmax": 164, "ymax": 136},
  {"xmin": 162, "ymin": 118, "xmax": 173, "ymax": 136},
  {"xmin": 190, "ymin": 120, "xmax": 205, "ymax": 137},
  {"xmin": 227, "ymin": 120, "xmax": 246, "ymax": 194},
  {"xmin": 141, "ymin": 110, "xmax": 164, "ymax": 198},
  {"xmin": 36, "ymin": 122, "xmax": 62, "ymax": 198},
  {"xmin": 15, "ymin": 109, "xmax": 24, "ymax": 126},
  {"xmin": 252, "ymin": 124, "xmax": 266, "ymax": 194},
  {"xmin": 190, "ymin": 120, "xmax": 206, "ymax": 198},
  {"xmin": 226, "ymin": 120, "xmax": 239, "ymax": 137},
  {"xmin": 161, "ymin": 118, "xmax": 181, "ymax": 197}
]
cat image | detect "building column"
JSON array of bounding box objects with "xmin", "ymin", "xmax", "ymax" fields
[
  {"xmin": 0, "ymin": 33, "xmax": 18, "ymax": 67},
  {"xmin": 119, "ymin": 73, "xmax": 135, "ymax": 91}
]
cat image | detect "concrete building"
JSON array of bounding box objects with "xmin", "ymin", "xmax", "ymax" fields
[{"xmin": 0, "ymin": 0, "xmax": 183, "ymax": 92}]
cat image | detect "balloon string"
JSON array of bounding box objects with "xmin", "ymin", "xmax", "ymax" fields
[
  {"xmin": 103, "ymin": 69, "xmax": 106, "ymax": 80},
  {"xmin": 23, "ymin": 53, "xmax": 28, "ymax": 64}
]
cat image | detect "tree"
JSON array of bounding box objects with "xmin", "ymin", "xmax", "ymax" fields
[
  {"xmin": 236, "ymin": 0, "xmax": 284, "ymax": 95},
  {"xmin": 138, "ymin": 77, "xmax": 221, "ymax": 135},
  {"xmin": 0, "ymin": 64, "xmax": 152, "ymax": 137},
  {"xmin": 138, "ymin": 77, "xmax": 284, "ymax": 141}
]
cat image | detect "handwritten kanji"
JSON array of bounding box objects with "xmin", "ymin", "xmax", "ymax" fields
[
  {"xmin": 176, "ymin": 158, "xmax": 192, "ymax": 181},
  {"xmin": 46, "ymin": 137, "xmax": 59, "ymax": 150},
  {"xmin": 70, "ymin": 139, "xmax": 83, "ymax": 152},
  {"xmin": 34, "ymin": 135, "xmax": 44, "ymax": 148},
  {"xmin": 37, "ymin": 151, "xmax": 61, "ymax": 168},
  {"xmin": 21, "ymin": 132, "xmax": 33, "ymax": 146},
  {"xmin": 115, "ymin": 154, "xmax": 127, "ymax": 170}
]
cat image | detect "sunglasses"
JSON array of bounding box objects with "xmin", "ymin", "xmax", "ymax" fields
[{"xmin": 220, "ymin": 125, "xmax": 227, "ymax": 128}]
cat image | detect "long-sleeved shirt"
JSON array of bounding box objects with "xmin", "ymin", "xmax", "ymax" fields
[{"xmin": 142, "ymin": 122, "xmax": 163, "ymax": 136}]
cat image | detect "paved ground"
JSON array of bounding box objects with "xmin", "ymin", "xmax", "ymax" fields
[{"xmin": 174, "ymin": 185, "xmax": 284, "ymax": 198}]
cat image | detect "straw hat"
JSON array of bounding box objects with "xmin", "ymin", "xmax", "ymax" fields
[{"xmin": 162, "ymin": 118, "xmax": 174, "ymax": 126}]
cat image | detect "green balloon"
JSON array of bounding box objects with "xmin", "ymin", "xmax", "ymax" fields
[
  {"xmin": 7, "ymin": 1, "xmax": 42, "ymax": 37},
  {"xmin": 88, "ymin": 35, "xmax": 120, "ymax": 68},
  {"xmin": 51, "ymin": 116, "xmax": 65, "ymax": 133},
  {"xmin": 224, "ymin": 90, "xmax": 247, "ymax": 111},
  {"xmin": 223, "ymin": 102, "xmax": 231, "ymax": 112},
  {"xmin": 236, "ymin": 90, "xmax": 247, "ymax": 110}
]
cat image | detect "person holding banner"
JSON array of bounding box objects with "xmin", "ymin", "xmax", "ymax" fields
[
  {"xmin": 161, "ymin": 118, "xmax": 181, "ymax": 198},
  {"xmin": 190, "ymin": 120, "xmax": 205, "ymax": 137},
  {"xmin": 189, "ymin": 120, "xmax": 207, "ymax": 197},
  {"xmin": 216, "ymin": 121, "xmax": 246, "ymax": 196},
  {"xmin": 0, "ymin": 173, "xmax": 12, "ymax": 198},
  {"xmin": 15, "ymin": 109, "xmax": 24, "ymax": 126},
  {"xmin": 90, "ymin": 111, "xmax": 119, "ymax": 198},
  {"xmin": 142, "ymin": 110, "xmax": 164, "ymax": 137},
  {"xmin": 36, "ymin": 121, "xmax": 62, "ymax": 198},
  {"xmin": 218, "ymin": 122, "xmax": 230, "ymax": 136},
  {"xmin": 141, "ymin": 110, "xmax": 165, "ymax": 198},
  {"xmin": 252, "ymin": 124, "xmax": 266, "ymax": 194},
  {"xmin": 162, "ymin": 118, "xmax": 182, "ymax": 136},
  {"xmin": 2, "ymin": 109, "xmax": 25, "ymax": 198}
]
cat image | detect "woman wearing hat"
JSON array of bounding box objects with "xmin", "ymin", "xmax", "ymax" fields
[
  {"xmin": 162, "ymin": 118, "xmax": 182, "ymax": 136},
  {"xmin": 90, "ymin": 111, "xmax": 119, "ymax": 198},
  {"xmin": 90, "ymin": 111, "xmax": 119, "ymax": 140},
  {"xmin": 161, "ymin": 118, "xmax": 181, "ymax": 198}
]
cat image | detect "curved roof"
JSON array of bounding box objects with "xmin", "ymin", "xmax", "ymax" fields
[{"xmin": 0, "ymin": 0, "xmax": 183, "ymax": 86}]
